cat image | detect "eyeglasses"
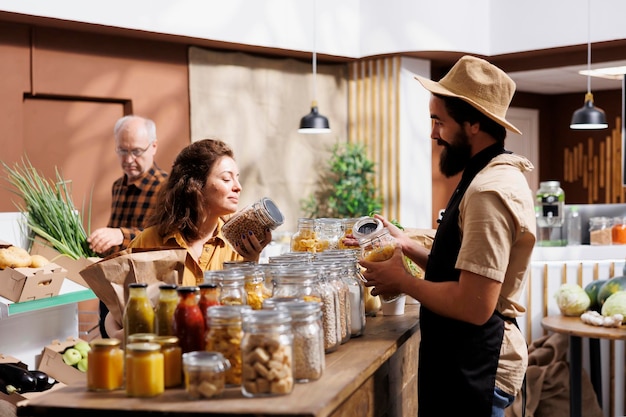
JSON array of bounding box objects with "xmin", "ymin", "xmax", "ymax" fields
[{"xmin": 115, "ymin": 141, "xmax": 154, "ymax": 158}]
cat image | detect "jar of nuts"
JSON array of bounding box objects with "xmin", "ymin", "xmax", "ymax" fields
[
  {"xmin": 241, "ymin": 309, "xmax": 294, "ymax": 397},
  {"xmin": 222, "ymin": 197, "xmax": 284, "ymax": 256}
]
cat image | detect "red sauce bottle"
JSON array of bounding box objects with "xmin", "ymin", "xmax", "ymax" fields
[
  {"xmin": 173, "ymin": 286, "xmax": 205, "ymax": 353},
  {"xmin": 198, "ymin": 283, "xmax": 220, "ymax": 328}
]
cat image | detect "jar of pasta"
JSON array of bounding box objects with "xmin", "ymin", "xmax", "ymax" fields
[
  {"xmin": 87, "ymin": 338, "xmax": 124, "ymax": 391},
  {"xmin": 205, "ymin": 305, "xmax": 250, "ymax": 386},
  {"xmin": 222, "ymin": 197, "xmax": 284, "ymax": 256},
  {"xmin": 316, "ymin": 218, "xmax": 342, "ymax": 250},
  {"xmin": 125, "ymin": 342, "xmax": 164, "ymax": 397},
  {"xmin": 589, "ymin": 217, "xmax": 612, "ymax": 245},
  {"xmin": 291, "ymin": 218, "xmax": 328, "ymax": 252},
  {"xmin": 241, "ymin": 309, "xmax": 294, "ymax": 397},
  {"xmin": 217, "ymin": 269, "xmax": 248, "ymax": 306},
  {"xmin": 358, "ymin": 227, "xmax": 402, "ymax": 303}
]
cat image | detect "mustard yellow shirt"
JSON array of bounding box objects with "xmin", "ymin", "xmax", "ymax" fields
[{"xmin": 128, "ymin": 217, "xmax": 243, "ymax": 285}]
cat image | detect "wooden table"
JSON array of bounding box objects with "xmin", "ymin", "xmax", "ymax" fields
[
  {"xmin": 541, "ymin": 315, "xmax": 626, "ymax": 417},
  {"xmin": 17, "ymin": 305, "xmax": 421, "ymax": 417}
]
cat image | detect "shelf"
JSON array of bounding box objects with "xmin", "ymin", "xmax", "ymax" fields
[{"xmin": 0, "ymin": 279, "xmax": 95, "ymax": 318}]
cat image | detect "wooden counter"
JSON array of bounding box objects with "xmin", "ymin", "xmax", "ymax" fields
[{"xmin": 17, "ymin": 305, "xmax": 421, "ymax": 417}]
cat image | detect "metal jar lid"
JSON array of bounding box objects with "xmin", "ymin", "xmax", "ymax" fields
[{"xmin": 352, "ymin": 216, "xmax": 383, "ymax": 240}]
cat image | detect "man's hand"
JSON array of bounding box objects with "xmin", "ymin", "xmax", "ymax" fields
[{"xmin": 87, "ymin": 227, "xmax": 124, "ymax": 255}]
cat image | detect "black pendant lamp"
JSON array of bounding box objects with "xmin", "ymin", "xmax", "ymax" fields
[
  {"xmin": 298, "ymin": 0, "xmax": 331, "ymax": 134},
  {"xmin": 570, "ymin": 0, "xmax": 608, "ymax": 130}
]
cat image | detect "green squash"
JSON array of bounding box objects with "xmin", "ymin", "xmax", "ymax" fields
[
  {"xmin": 597, "ymin": 276, "xmax": 626, "ymax": 308},
  {"xmin": 584, "ymin": 279, "xmax": 608, "ymax": 312}
]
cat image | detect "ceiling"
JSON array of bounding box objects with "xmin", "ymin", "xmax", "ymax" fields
[{"xmin": 508, "ymin": 60, "xmax": 626, "ymax": 95}]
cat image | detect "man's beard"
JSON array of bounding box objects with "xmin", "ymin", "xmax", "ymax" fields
[{"xmin": 438, "ymin": 131, "xmax": 472, "ymax": 178}]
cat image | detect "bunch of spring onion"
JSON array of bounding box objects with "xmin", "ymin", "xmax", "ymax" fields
[{"xmin": 1, "ymin": 158, "xmax": 96, "ymax": 259}]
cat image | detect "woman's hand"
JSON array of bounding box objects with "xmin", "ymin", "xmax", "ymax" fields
[{"xmin": 237, "ymin": 228, "xmax": 273, "ymax": 261}]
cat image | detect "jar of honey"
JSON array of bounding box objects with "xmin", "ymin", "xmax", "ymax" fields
[
  {"xmin": 87, "ymin": 338, "xmax": 124, "ymax": 391},
  {"xmin": 154, "ymin": 335, "xmax": 183, "ymax": 388},
  {"xmin": 125, "ymin": 342, "xmax": 164, "ymax": 397},
  {"xmin": 612, "ymin": 216, "xmax": 626, "ymax": 244}
]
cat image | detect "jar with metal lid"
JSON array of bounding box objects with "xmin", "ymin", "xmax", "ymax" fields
[
  {"xmin": 183, "ymin": 351, "xmax": 231, "ymax": 399},
  {"xmin": 273, "ymin": 300, "xmax": 324, "ymax": 383},
  {"xmin": 340, "ymin": 257, "xmax": 366, "ymax": 337},
  {"xmin": 154, "ymin": 335, "xmax": 183, "ymax": 388},
  {"xmin": 612, "ymin": 216, "xmax": 626, "ymax": 244},
  {"xmin": 232, "ymin": 265, "xmax": 268, "ymax": 309},
  {"xmin": 358, "ymin": 227, "xmax": 403, "ymax": 303},
  {"xmin": 216, "ymin": 269, "xmax": 248, "ymax": 306},
  {"xmin": 291, "ymin": 217, "xmax": 328, "ymax": 252},
  {"xmin": 536, "ymin": 181, "xmax": 565, "ymax": 227},
  {"xmin": 271, "ymin": 266, "xmax": 322, "ymax": 302},
  {"xmin": 323, "ymin": 263, "xmax": 351, "ymax": 344},
  {"xmin": 154, "ymin": 284, "xmax": 178, "ymax": 336},
  {"xmin": 123, "ymin": 283, "xmax": 154, "ymax": 344},
  {"xmin": 174, "ymin": 286, "xmax": 206, "ymax": 353},
  {"xmin": 316, "ymin": 218, "xmax": 342, "ymax": 250},
  {"xmin": 222, "ymin": 197, "xmax": 284, "ymax": 256},
  {"xmin": 241, "ymin": 309, "xmax": 294, "ymax": 397},
  {"xmin": 352, "ymin": 216, "xmax": 383, "ymax": 240},
  {"xmin": 205, "ymin": 305, "xmax": 250, "ymax": 386},
  {"xmin": 87, "ymin": 338, "xmax": 124, "ymax": 391},
  {"xmin": 125, "ymin": 342, "xmax": 164, "ymax": 397},
  {"xmin": 589, "ymin": 216, "xmax": 612, "ymax": 245},
  {"xmin": 127, "ymin": 333, "xmax": 157, "ymax": 344},
  {"xmin": 338, "ymin": 217, "xmax": 364, "ymax": 249},
  {"xmin": 314, "ymin": 264, "xmax": 341, "ymax": 353}
]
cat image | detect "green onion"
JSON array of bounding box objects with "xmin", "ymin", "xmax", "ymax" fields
[{"xmin": 1, "ymin": 157, "xmax": 95, "ymax": 259}]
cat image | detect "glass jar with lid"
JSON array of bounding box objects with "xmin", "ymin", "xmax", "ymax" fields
[
  {"xmin": 271, "ymin": 266, "xmax": 322, "ymax": 302},
  {"xmin": 216, "ymin": 269, "xmax": 248, "ymax": 306},
  {"xmin": 183, "ymin": 351, "xmax": 231, "ymax": 399},
  {"xmin": 205, "ymin": 305, "xmax": 250, "ymax": 386},
  {"xmin": 338, "ymin": 217, "xmax": 364, "ymax": 249},
  {"xmin": 589, "ymin": 216, "xmax": 612, "ymax": 245},
  {"xmin": 241, "ymin": 309, "xmax": 294, "ymax": 397},
  {"xmin": 222, "ymin": 197, "xmax": 284, "ymax": 257},
  {"xmin": 154, "ymin": 335, "xmax": 183, "ymax": 388},
  {"xmin": 314, "ymin": 263, "xmax": 341, "ymax": 353},
  {"xmin": 154, "ymin": 284, "xmax": 178, "ymax": 336},
  {"xmin": 125, "ymin": 342, "xmax": 164, "ymax": 397},
  {"xmin": 87, "ymin": 338, "xmax": 124, "ymax": 391},
  {"xmin": 322, "ymin": 262, "xmax": 351, "ymax": 344},
  {"xmin": 536, "ymin": 181, "xmax": 565, "ymax": 227},
  {"xmin": 316, "ymin": 218, "xmax": 342, "ymax": 250},
  {"xmin": 123, "ymin": 283, "xmax": 154, "ymax": 344},
  {"xmin": 358, "ymin": 227, "xmax": 403, "ymax": 303},
  {"xmin": 291, "ymin": 217, "xmax": 328, "ymax": 252},
  {"xmin": 612, "ymin": 216, "xmax": 626, "ymax": 244}
]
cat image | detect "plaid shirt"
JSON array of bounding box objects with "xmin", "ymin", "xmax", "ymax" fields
[{"xmin": 106, "ymin": 164, "xmax": 168, "ymax": 255}]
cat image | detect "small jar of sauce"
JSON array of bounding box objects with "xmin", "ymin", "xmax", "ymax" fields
[
  {"xmin": 125, "ymin": 342, "xmax": 164, "ymax": 397},
  {"xmin": 154, "ymin": 335, "xmax": 183, "ymax": 388},
  {"xmin": 87, "ymin": 338, "xmax": 124, "ymax": 391},
  {"xmin": 155, "ymin": 284, "xmax": 178, "ymax": 336},
  {"xmin": 173, "ymin": 286, "xmax": 206, "ymax": 353}
]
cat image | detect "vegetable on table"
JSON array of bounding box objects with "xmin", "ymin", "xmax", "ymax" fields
[{"xmin": 554, "ymin": 283, "xmax": 590, "ymax": 316}]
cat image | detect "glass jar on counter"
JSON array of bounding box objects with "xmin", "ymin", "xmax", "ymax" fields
[
  {"xmin": 273, "ymin": 300, "xmax": 325, "ymax": 383},
  {"xmin": 154, "ymin": 335, "xmax": 183, "ymax": 388},
  {"xmin": 205, "ymin": 305, "xmax": 250, "ymax": 386},
  {"xmin": 612, "ymin": 216, "xmax": 626, "ymax": 244},
  {"xmin": 338, "ymin": 217, "xmax": 364, "ymax": 249},
  {"xmin": 589, "ymin": 216, "xmax": 612, "ymax": 245},
  {"xmin": 322, "ymin": 263, "xmax": 350, "ymax": 344},
  {"xmin": 87, "ymin": 338, "xmax": 124, "ymax": 391},
  {"xmin": 238, "ymin": 265, "xmax": 269, "ymax": 310},
  {"xmin": 154, "ymin": 284, "xmax": 178, "ymax": 336},
  {"xmin": 271, "ymin": 266, "xmax": 322, "ymax": 302},
  {"xmin": 241, "ymin": 309, "xmax": 294, "ymax": 397},
  {"xmin": 222, "ymin": 197, "xmax": 284, "ymax": 256},
  {"xmin": 536, "ymin": 181, "xmax": 565, "ymax": 227},
  {"xmin": 291, "ymin": 218, "xmax": 328, "ymax": 253},
  {"xmin": 217, "ymin": 269, "xmax": 248, "ymax": 306},
  {"xmin": 174, "ymin": 286, "xmax": 206, "ymax": 353},
  {"xmin": 125, "ymin": 342, "xmax": 164, "ymax": 397},
  {"xmin": 358, "ymin": 227, "xmax": 403, "ymax": 303},
  {"xmin": 316, "ymin": 218, "xmax": 342, "ymax": 250},
  {"xmin": 183, "ymin": 351, "xmax": 230, "ymax": 399},
  {"xmin": 123, "ymin": 283, "xmax": 154, "ymax": 344}
]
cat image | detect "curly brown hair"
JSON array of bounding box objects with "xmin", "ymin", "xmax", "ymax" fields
[{"xmin": 149, "ymin": 138, "xmax": 235, "ymax": 242}]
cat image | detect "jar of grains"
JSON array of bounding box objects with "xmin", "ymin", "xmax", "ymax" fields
[
  {"xmin": 241, "ymin": 309, "xmax": 294, "ymax": 397},
  {"xmin": 589, "ymin": 217, "xmax": 612, "ymax": 245},
  {"xmin": 222, "ymin": 197, "xmax": 284, "ymax": 257}
]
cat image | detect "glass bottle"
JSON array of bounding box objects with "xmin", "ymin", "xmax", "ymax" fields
[
  {"xmin": 291, "ymin": 217, "xmax": 327, "ymax": 252},
  {"xmin": 358, "ymin": 227, "xmax": 402, "ymax": 303},
  {"xmin": 183, "ymin": 351, "xmax": 230, "ymax": 399},
  {"xmin": 241, "ymin": 309, "xmax": 294, "ymax": 397},
  {"xmin": 87, "ymin": 338, "xmax": 124, "ymax": 391},
  {"xmin": 222, "ymin": 197, "xmax": 284, "ymax": 255},
  {"xmin": 173, "ymin": 286, "xmax": 206, "ymax": 353},
  {"xmin": 205, "ymin": 305, "xmax": 250, "ymax": 386},
  {"xmin": 217, "ymin": 269, "xmax": 248, "ymax": 306},
  {"xmin": 125, "ymin": 342, "xmax": 164, "ymax": 397},
  {"xmin": 566, "ymin": 206, "xmax": 581, "ymax": 246},
  {"xmin": 274, "ymin": 300, "xmax": 325, "ymax": 383},
  {"xmin": 198, "ymin": 282, "xmax": 220, "ymax": 325},
  {"xmin": 123, "ymin": 283, "xmax": 154, "ymax": 344},
  {"xmin": 589, "ymin": 216, "xmax": 612, "ymax": 245},
  {"xmin": 612, "ymin": 216, "xmax": 626, "ymax": 244},
  {"xmin": 154, "ymin": 335, "xmax": 183, "ymax": 388},
  {"xmin": 154, "ymin": 284, "xmax": 178, "ymax": 336}
]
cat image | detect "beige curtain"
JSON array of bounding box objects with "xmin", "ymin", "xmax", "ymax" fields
[{"xmin": 188, "ymin": 46, "xmax": 348, "ymax": 233}]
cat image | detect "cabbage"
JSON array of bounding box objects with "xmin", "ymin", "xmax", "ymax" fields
[
  {"xmin": 555, "ymin": 283, "xmax": 591, "ymax": 316},
  {"xmin": 601, "ymin": 291, "xmax": 626, "ymax": 322}
]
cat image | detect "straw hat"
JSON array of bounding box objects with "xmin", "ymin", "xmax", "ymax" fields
[{"xmin": 415, "ymin": 55, "xmax": 521, "ymax": 135}]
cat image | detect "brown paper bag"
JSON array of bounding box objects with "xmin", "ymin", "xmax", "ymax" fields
[{"xmin": 79, "ymin": 247, "xmax": 190, "ymax": 326}]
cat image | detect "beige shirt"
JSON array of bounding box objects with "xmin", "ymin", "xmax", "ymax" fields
[{"xmin": 457, "ymin": 153, "xmax": 537, "ymax": 396}]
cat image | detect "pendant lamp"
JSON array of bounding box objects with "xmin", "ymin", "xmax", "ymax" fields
[
  {"xmin": 570, "ymin": 0, "xmax": 608, "ymax": 130},
  {"xmin": 298, "ymin": 0, "xmax": 331, "ymax": 134}
]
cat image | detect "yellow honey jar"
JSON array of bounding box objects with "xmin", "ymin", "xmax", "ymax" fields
[
  {"xmin": 125, "ymin": 342, "xmax": 164, "ymax": 397},
  {"xmin": 87, "ymin": 338, "xmax": 124, "ymax": 391}
]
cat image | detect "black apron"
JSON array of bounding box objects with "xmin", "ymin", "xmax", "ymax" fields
[{"xmin": 419, "ymin": 144, "xmax": 509, "ymax": 416}]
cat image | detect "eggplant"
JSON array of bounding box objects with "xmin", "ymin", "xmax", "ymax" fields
[
  {"xmin": 0, "ymin": 363, "xmax": 36, "ymax": 393},
  {"xmin": 28, "ymin": 370, "xmax": 56, "ymax": 392}
]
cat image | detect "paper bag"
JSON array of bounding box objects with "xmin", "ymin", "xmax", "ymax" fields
[{"xmin": 79, "ymin": 247, "xmax": 189, "ymax": 326}]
